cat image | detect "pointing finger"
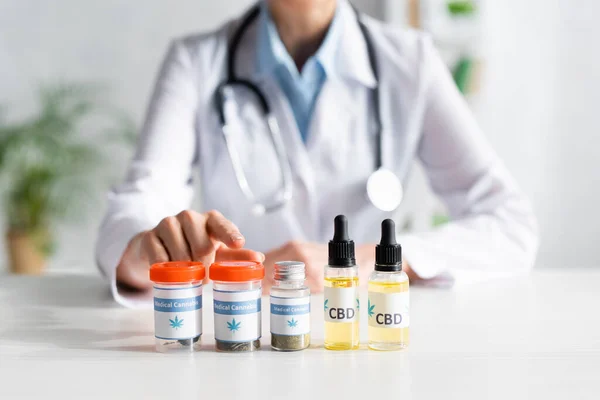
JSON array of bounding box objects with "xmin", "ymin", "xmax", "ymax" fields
[{"xmin": 205, "ymin": 210, "xmax": 245, "ymax": 248}]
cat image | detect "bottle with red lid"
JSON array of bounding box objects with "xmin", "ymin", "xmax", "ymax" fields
[
  {"xmin": 209, "ymin": 261, "xmax": 265, "ymax": 352},
  {"xmin": 149, "ymin": 261, "xmax": 206, "ymax": 353}
]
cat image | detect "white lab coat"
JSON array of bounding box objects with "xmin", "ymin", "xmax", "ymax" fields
[{"xmin": 96, "ymin": 1, "xmax": 538, "ymax": 307}]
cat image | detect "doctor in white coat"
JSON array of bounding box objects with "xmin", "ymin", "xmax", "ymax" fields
[{"xmin": 96, "ymin": 0, "xmax": 538, "ymax": 307}]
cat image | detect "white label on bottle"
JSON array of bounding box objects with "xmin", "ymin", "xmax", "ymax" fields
[
  {"xmin": 270, "ymin": 295, "xmax": 310, "ymax": 335},
  {"xmin": 324, "ymin": 286, "xmax": 359, "ymax": 323},
  {"xmin": 153, "ymin": 284, "xmax": 202, "ymax": 340},
  {"xmin": 213, "ymin": 288, "xmax": 262, "ymax": 342},
  {"xmin": 367, "ymin": 291, "xmax": 410, "ymax": 328}
]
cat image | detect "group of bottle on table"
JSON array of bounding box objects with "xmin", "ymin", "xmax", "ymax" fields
[
  {"xmin": 149, "ymin": 215, "xmax": 409, "ymax": 353},
  {"xmin": 326, "ymin": 215, "xmax": 409, "ymax": 351},
  {"xmin": 149, "ymin": 256, "xmax": 310, "ymax": 353}
]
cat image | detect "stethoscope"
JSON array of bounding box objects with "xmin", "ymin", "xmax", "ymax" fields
[{"xmin": 214, "ymin": 3, "xmax": 403, "ymax": 216}]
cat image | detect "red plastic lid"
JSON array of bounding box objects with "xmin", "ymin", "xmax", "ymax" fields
[
  {"xmin": 209, "ymin": 261, "xmax": 265, "ymax": 282},
  {"xmin": 149, "ymin": 261, "xmax": 206, "ymax": 283}
]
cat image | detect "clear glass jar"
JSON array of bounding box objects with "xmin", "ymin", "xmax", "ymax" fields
[
  {"xmin": 209, "ymin": 261, "xmax": 265, "ymax": 352},
  {"xmin": 149, "ymin": 262, "xmax": 205, "ymax": 353},
  {"xmin": 368, "ymin": 270, "xmax": 409, "ymax": 351},
  {"xmin": 270, "ymin": 261, "xmax": 310, "ymax": 351}
]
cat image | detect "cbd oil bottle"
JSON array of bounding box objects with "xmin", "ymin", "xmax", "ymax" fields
[
  {"xmin": 324, "ymin": 215, "xmax": 360, "ymax": 350},
  {"xmin": 368, "ymin": 219, "xmax": 409, "ymax": 351}
]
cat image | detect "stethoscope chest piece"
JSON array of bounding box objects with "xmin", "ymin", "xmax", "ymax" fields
[{"xmin": 366, "ymin": 168, "xmax": 403, "ymax": 212}]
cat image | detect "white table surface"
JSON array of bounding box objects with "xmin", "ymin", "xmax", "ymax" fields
[{"xmin": 1, "ymin": 269, "xmax": 599, "ymax": 400}]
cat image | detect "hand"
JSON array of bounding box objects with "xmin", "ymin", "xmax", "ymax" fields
[
  {"xmin": 262, "ymin": 241, "xmax": 328, "ymax": 294},
  {"xmin": 116, "ymin": 210, "xmax": 264, "ymax": 290}
]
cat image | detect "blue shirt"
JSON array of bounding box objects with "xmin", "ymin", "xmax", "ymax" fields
[{"xmin": 256, "ymin": 3, "xmax": 342, "ymax": 143}]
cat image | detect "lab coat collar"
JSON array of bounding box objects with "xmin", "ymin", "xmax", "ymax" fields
[{"xmin": 249, "ymin": 0, "xmax": 376, "ymax": 88}]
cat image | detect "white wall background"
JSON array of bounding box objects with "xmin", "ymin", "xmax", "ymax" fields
[
  {"xmin": 474, "ymin": 0, "xmax": 600, "ymax": 267},
  {"xmin": 0, "ymin": 0, "xmax": 598, "ymax": 272}
]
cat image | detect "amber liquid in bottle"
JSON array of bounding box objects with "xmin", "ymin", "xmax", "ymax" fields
[
  {"xmin": 367, "ymin": 218, "xmax": 409, "ymax": 351},
  {"xmin": 324, "ymin": 274, "xmax": 359, "ymax": 350},
  {"xmin": 368, "ymin": 275, "xmax": 409, "ymax": 350}
]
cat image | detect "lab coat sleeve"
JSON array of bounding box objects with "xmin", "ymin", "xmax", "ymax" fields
[
  {"xmin": 95, "ymin": 39, "xmax": 198, "ymax": 307},
  {"xmin": 399, "ymin": 38, "xmax": 539, "ymax": 286}
]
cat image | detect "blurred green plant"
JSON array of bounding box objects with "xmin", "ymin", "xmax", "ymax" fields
[
  {"xmin": 447, "ymin": 0, "xmax": 477, "ymax": 95},
  {"xmin": 432, "ymin": 213, "xmax": 450, "ymax": 228},
  {"xmin": 447, "ymin": 0, "xmax": 476, "ymax": 16},
  {"xmin": 452, "ymin": 57, "xmax": 473, "ymax": 94},
  {"xmin": 0, "ymin": 83, "xmax": 135, "ymax": 258}
]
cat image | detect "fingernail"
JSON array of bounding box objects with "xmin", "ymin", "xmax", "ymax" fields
[
  {"xmin": 231, "ymin": 234, "xmax": 244, "ymax": 242},
  {"xmin": 259, "ymin": 252, "xmax": 266, "ymax": 262}
]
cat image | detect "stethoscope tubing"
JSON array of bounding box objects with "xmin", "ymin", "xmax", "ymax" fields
[{"xmin": 214, "ymin": 2, "xmax": 401, "ymax": 214}]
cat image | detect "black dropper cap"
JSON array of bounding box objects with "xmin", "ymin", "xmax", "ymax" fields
[
  {"xmin": 328, "ymin": 215, "xmax": 356, "ymax": 267},
  {"xmin": 375, "ymin": 219, "xmax": 402, "ymax": 272}
]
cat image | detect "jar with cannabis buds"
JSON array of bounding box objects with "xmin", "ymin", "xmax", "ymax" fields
[
  {"xmin": 210, "ymin": 261, "xmax": 264, "ymax": 352},
  {"xmin": 270, "ymin": 261, "xmax": 310, "ymax": 351}
]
